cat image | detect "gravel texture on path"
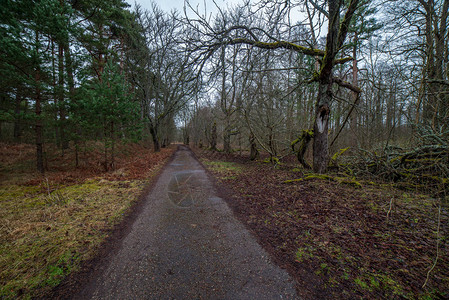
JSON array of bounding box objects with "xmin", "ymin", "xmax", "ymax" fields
[{"xmin": 76, "ymin": 145, "xmax": 298, "ymax": 299}]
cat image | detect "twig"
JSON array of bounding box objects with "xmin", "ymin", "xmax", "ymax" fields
[
  {"xmin": 386, "ymin": 197, "xmax": 394, "ymax": 222},
  {"xmin": 45, "ymin": 178, "xmax": 51, "ymax": 196},
  {"xmin": 422, "ymin": 202, "xmax": 441, "ymax": 288}
]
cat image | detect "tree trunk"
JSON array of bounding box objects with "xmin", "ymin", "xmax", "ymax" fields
[
  {"xmin": 34, "ymin": 30, "xmax": 44, "ymax": 174},
  {"xmin": 350, "ymin": 34, "xmax": 358, "ymax": 147},
  {"xmin": 311, "ymin": 0, "xmax": 356, "ymax": 173},
  {"xmin": 249, "ymin": 132, "xmax": 259, "ymax": 160},
  {"xmin": 210, "ymin": 121, "xmax": 217, "ymax": 151},
  {"xmin": 183, "ymin": 127, "xmax": 189, "ymax": 145},
  {"xmin": 150, "ymin": 125, "xmax": 161, "ymax": 152},
  {"xmin": 58, "ymin": 43, "xmax": 68, "ymax": 150},
  {"xmin": 64, "ymin": 42, "xmax": 80, "ymax": 166},
  {"xmin": 313, "ymin": 81, "xmax": 331, "ymax": 174},
  {"xmin": 223, "ymin": 131, "xmax": 231, "ymax": 153},
  {"xmin": 14, "ymin": 91, "xmax": 22, "ymax": 142},
  {"xmin": 294, "ymin": 129, "xmax": 313, "ymax": 169},
  {"xmin": 223, "ymin": 120, "xmax": 231, "ymax": 153},
  {"xmin": 35, "ymin": 69, "xmax": 44, "ymax": 173},
  {"xmin": 422, "ymin": 0, "xmax": 437, "ymax": 125}
]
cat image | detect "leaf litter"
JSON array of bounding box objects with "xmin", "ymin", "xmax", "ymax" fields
[{"xmin": 195, "ymin": 148, "xmax": 449, "ymax": 299}]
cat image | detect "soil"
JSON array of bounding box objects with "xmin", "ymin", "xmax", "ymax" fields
[{"xmin": 193, "ymin": 147, "xmax": 449, "ymax": 299}]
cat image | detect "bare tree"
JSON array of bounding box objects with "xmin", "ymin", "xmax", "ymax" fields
[
  {"xmin": 186, "ymin": 0, "xmax": 363, "ymax": 173},
  {"xmin": 130, "ymin": 5, "xmax": 198, "ymax": 151}
]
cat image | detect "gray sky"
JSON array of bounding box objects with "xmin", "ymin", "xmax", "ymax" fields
[{"xmin": 127, "ymin": 0, "xmax": 241, "ymax": 15}]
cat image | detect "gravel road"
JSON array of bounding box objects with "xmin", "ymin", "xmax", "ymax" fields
[{"xmin": 76, "ymin": 145, "xmax": 298, "ymax": 299}]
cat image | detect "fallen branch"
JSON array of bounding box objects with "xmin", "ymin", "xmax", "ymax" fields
[{"xmin": 285, "ymin": 174, "xmax": 362, "ymax": 188}]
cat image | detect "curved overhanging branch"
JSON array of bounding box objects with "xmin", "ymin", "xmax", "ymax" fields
[
  {"xmin": 333, "ymin": 56, "xmax": 354, "ymax": 65},
  {"xmin": 332, "ymin": 76, "xmax": 361, "ymax": 93},
  {"xmin": 227, "ymin": 38, "xmax": 325, "ymax": 57}
]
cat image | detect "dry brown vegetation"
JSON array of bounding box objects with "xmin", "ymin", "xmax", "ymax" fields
[
  {"xmin": 195, "ymin": 148, "xmax": 449, "ymax": 299},
  {"xmin": 0, "ymin": 142, "xmax": 175, "ymax": 299}
]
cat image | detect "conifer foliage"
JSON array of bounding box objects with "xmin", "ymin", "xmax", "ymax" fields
[{"xmin": 0, "ymin": 0, "xmax": 191, "ymax": 172}]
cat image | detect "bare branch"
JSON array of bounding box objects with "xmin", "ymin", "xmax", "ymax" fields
[
  {"xmin": 227, "ymin": 38, "xmax": 325, "ymax": 56},
  {"xmin": 332, "ymin": 76, "xmax": 362, "ymax": 93},
  {"xmin": 306, "ymin": 0, "xmax": 329, "ymax": 18}
]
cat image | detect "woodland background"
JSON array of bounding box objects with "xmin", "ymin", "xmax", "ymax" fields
[
  {"xmin": 0, "ymin": 0, "xmax": 448, "ymax": 183},
  {"xmin": 0, "ymin": 0, "xmax": 448, "ymax": 298}
]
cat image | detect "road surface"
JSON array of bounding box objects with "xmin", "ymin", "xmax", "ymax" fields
[{"xmin": 76, "ymin": 145, "xmax": 298, "ymax": 299}]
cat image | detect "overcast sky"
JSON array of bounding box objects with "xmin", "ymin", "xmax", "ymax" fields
[{"xmin": 127, "ymin": 0, "xmax": 241, "ymax": 15}]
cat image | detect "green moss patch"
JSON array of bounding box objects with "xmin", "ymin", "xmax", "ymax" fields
[{"xmin": 0, "ymin": 145, "xmax": 174, "ymax": 299}]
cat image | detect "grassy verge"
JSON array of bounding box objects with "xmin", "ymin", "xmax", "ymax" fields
[{"xmin": 0, "ymin": 142, "xmax": 175, "ymax": 299}]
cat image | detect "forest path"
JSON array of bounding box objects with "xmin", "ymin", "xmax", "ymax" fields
[{"xmin": 76, "ymin": 145, "xmax": 298, "ymax": 299}]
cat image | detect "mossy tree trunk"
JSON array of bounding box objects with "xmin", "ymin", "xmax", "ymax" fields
[
  {"xmin": 312, "ymin": 0, "xmax": 359, "ymax": 173},
  {"xmin": 312, "ymin": 0, "xmax": 339, "ymax": 174},
  {"xmin": 292, "ymin": 130, "xmax": 313, "ymax": 169},
  {"xmin": 249, "ymin": 132, "xmax": 259, "ymax": 160}
]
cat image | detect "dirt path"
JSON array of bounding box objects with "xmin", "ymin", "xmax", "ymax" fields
[{"xmin": 75, "ymin": 146, "xmax": 298, "ymax": 299}]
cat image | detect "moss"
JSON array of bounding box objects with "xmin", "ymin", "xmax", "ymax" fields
[
  {"xmin": 285, "ymin": 174, "xmax": 362, "ymax": 188},
  {"xmin": 263, "ymin": 157, "xmax": 280, "ymax": 165},
  {"xmin": 0, "ymin": 185, "xmax": 41, "ymax": 201},
  {"xmin": 0, "ymin": 179, "xmax": 147, "ymax": 299},
  {"xmin": 355, "ymin": 277, "xmax": 369, "ymax": 290},
  {"xmin": 295, "ymin": 245, "xmax": 315, "ymax": 262},
  {"xmin": 337, "ymin": 177, "xmax": 362, "ymax": 188},
  {"xmin": 330, "ymin": 147, "xmax": 350, "ymax": 163},
  {"xmin": 284, "ymin": 178, "xmax": 303, "ymax": 183},
  {"xmin": 389, "ymin": 156, "xmax": 402, "ymax": 164},
  {"xmin": 355, "ymin": 271, "xmax": 407, "ymax": 296},
  {"xmin": 290, "ymin": 138, "xmax": 300, "ymax": 148},
  {"xmin": 202, "ymin": 160, "xmax": 242, "ymax": 173}
]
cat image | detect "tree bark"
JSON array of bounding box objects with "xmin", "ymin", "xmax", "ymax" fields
[
  {"xmin": 350, "ymin": 33, "xmax": 359, "ymax": 147},
  {"xmin": 35, "ymin": 45, "xmax": 44, "ymax": 173},
  {"xmin": 313, "ymin": 82, "xmax": 331, "ymax": 173},
  {"xmin": 311, "ymin": 0, "xmax": 359, "ymax": 173},
  {"xmin": 223, "ymin": 127, "xmax": 231, "ymax": 153},
  {"xmin": 210, "ymin": 121, "xmax": 217, "ymax": 151},
  {"xmin": 223, "ymin": 119, "xmax": 231, "ymax": 153},
  {"xmin": 293, "ymin": 129, "xmax": 313, "ymax": 169},
  {"xmin": 58, "ymin": 43, "xmax": 68, "ymax": 150},
  {"xmin": 150, "ymin": 124, "xmax": 161, "ymax": 152},
  {"xmin": 249, "ymin": 132, "xmax": 259, "ymax": 160},
  {"xmin": 14, "ymin": 91, "xmax": 22, "ymax": 142},
  {"xmin": 312, "ymin": 0, "xmax": 341, "ymax": 174}
]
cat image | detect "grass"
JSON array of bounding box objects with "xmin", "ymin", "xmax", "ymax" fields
[
  {"xmin": 202, "ymin": 160, "xmax": 242, "ymax": 175},
  {"xmin": 0, "ymin": 179, "xmax": 145, "ymax": 298},
  {"xmin": 0, "ymin": 142, "xmax": 175, "ymax": 299}
]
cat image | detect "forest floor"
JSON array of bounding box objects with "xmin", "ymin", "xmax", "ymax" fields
[
  {"xmin": 0, "ymin": 141, "xmax": 175, "ymax": 299},
  {"xmin": 194, "ymin": 147, "xmax": 449, "ymax": 299}
]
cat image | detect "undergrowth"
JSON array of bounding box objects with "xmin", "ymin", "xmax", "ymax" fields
[
  {"xmin": 196, "ymin": 148, "xmax": 449, "ymax": 299},
  {"xmin": 0, "ymin": 141, "xmax": 175, "ymax": 299}
]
